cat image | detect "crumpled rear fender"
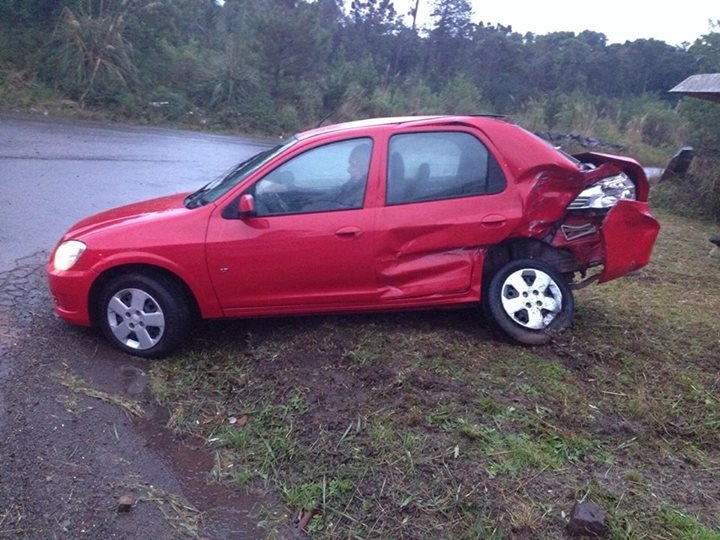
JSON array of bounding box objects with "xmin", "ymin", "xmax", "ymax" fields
[
  {"xmin": 518, "ymin": 154, "xmax": 650, "ymax": 240},
  {"xmin": 599, "ymin": 200, "xmax": 660, "ymax": 283}
]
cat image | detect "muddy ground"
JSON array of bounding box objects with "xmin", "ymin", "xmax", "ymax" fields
[{"xmin": 0, "ymin": 252, "xmax": 301, "ymax": 539}]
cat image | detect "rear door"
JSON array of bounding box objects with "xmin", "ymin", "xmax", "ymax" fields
[{"xmin": 375, "ymin": 129, "xmax": 521, "ymax": 303}]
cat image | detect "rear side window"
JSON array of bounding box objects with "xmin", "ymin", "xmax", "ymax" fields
[{"xmin": 386, "ymin": 132, "xmax": 505, "ymax": 205}]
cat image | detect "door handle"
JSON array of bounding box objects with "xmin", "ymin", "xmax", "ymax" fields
[
  {"xmin": 335, "ymin": 226, "xmax": 362, "ymax": 238},
  {"xmin": 481, "ymin": 214, "xmax": 507, "ymax": 227}
]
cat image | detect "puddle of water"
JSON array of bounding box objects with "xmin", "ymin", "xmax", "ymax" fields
[
  {"xmin": 118, "ymin": 365, "xmax": 275, "ymax": 539},
  {"xmin": 73, "ymin": 357, "xmax": 297, "ymax": 538},
  {"xmin": 132, "ymin": 401, "xmax": 264, "ymax": 539}
]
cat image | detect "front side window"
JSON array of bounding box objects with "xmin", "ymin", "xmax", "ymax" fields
[
  {"xmin": 251, "ymin": 138, "xmax": 372, "ymax": 215},
  {"xmin": 386, "ymin": 131, "xmax": 505, "ymax": 205}
]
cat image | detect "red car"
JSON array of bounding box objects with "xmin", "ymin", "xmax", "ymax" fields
[{"xmin": 48, "ymin": 116, "xmax": 660, "ymax": 358}]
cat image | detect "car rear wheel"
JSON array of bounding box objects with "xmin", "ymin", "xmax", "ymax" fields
[
  {"xmin": 485, "ymin": 259, "xmax": 574, "ymax": 345},
  {"xmin": 98, "ymin": 272, "xmax": 191, "ymax": 359}
]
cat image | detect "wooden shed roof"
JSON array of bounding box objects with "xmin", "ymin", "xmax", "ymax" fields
[{"xmin": 669, "ymin": 73, "xmax": 720, "ymax": 103}]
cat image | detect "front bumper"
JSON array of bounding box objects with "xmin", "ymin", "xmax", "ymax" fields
[{"xmin": 47, "ymin": 263, "xmax": 95, "ymax": 326}]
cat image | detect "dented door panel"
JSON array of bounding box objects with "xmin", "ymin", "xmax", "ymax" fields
[
  {"xmin": 376, "ymin": 247, "xmax": 480, "ymax": 300},
  {"xmin": 375, "ymin": 195, "xmax": 521, "ymax": 301}
]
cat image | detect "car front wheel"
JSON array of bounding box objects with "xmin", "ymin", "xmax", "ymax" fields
[
  {"xmin": 98, "ymin": 272, "xmax": 191, "ymax": 358},
  {"xmin": 485, "ymin": 259, "xmax": 574, "ymax": 345}
]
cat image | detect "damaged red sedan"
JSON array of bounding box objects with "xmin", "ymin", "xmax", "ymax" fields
[{"xmin": 48, "ymin": 116, "xmax": 660, "ymax": 358}]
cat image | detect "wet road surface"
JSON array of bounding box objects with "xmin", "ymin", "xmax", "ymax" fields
[{"xmin": 0, "ymin": 112, "xmax": 272, "ymax": 272}]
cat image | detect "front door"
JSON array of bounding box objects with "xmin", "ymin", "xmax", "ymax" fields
[{"xmin": 205, "ymin": 138, "xmax": 379, "ymax": 314}]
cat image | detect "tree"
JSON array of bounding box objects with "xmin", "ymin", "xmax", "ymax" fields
[
  {"xmin": 425, "ymin": 0, "xmax": 473, "ymax": 81},
  {"xmin": 247, "ymin": 1, "xmax": 330, "ymax": 101},
  {"xmin": 0, "ymin": 0, "xmax": 78, "ymax": 68},
  {"xmin": 0, "ymin": 0, "xmax": 713, "ymax": 140},
  {"xmin": 527, "ymin": 32, "xmax": 593, "ymax": 94},
  {"xmin": 689, "ymin": 21, "xmax": 720, "ymax": 71},
  {"xmin": 344, "ymin": 0, "xmax": 400, "ymax": 63},
  {"xmin": 431, "ymin": 0, "xmax": 472, "ymax": 39},
  {"xmin": 468, "ymin": 24, "xmax": 528, "ymax": 112}
]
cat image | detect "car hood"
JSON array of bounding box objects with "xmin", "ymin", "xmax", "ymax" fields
[{"xmin": 61, "ymin": 192, "xmax": 190, "ymax": 241}]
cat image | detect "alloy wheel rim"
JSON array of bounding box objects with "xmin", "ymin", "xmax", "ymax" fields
[
  {"xmin": 106, "ymin": 288, "xmax": 165, "ymax": 350},
  {"xmin": 500, "ymin": 268, "xmax": 563, "ymax": 330}
]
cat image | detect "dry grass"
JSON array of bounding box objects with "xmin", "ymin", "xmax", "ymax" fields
[
  {"xmin": 122, "ymin": 482, "xmax": 202, "ymax": 538},
  {"xmin": 56, "ymin": 370, "xmax": 144, "ymax": 417}
]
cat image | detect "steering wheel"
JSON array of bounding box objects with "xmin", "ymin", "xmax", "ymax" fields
[{"xmin": 264, "ymin": 192, "xmax": 289, "ymax": 214}]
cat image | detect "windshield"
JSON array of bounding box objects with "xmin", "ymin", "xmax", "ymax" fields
[{"xmin": 185, "ymin": 137, "xmax": 297, "ymax": 208}]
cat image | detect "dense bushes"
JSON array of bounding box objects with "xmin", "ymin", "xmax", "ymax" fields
[
  {"xmin": 0, "ymin": 0, "xmax": 718, "ymax": 219},
  {"xmin": 651, "ymin": 99, "xmax": 720, "ymax": 220},
  {"xmin": 1, "ymin": 1, "xmax": 708, "ymax": 128}
]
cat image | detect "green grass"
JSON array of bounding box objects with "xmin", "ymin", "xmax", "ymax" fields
[{"xmin": 150, "ymin": 210, "xmax": 720, "ymax": 539}]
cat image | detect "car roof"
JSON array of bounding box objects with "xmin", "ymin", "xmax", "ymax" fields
[
  {"xmin": 293, "ymin": 115, "xmax": 579, "ymax": 175},
  {"xmin": 295, "ymin": 115, "xmax": 507, "ymax": 141}
]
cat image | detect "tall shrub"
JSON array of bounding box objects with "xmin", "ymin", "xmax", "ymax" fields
[{"xmin": 48, "ymin": 3, "xmax": 137, "ymax": 109}]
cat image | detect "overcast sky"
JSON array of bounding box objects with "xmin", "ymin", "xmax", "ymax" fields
[{"xmin": 393, "ymin": 0, "xmax": 718, "ymax": 46}]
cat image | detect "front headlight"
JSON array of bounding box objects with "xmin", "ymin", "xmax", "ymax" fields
[
  {"xmin": 568, "ymin": 173, "xmax": 636, "ymax": 210},
  {"xmin": 53, "ymin": 240, "xmax": 86, "ymax": 271}
]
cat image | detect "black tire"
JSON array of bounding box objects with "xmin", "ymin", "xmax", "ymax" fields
[
  {"xmin": 485, "ymin": 258, "xmax": 574, "ymax": 345},
  {"xmin": 98, "ymin": 272, "xmax": 192, "ymax": 359}
]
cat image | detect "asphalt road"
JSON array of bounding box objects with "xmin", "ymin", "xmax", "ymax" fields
[{"xmin": 0, "ymin": 112, "xmax": 272, "ymax": 272}]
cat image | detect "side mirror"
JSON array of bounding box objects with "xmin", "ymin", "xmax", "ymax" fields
[{"xmin": 238, "ymin": 194, "xmax": 256, "ymax": 217}]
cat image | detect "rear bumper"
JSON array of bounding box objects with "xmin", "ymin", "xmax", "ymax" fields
[{"xmin": 599, "ymin": 200, "xmax": 660, "ymax": 283}]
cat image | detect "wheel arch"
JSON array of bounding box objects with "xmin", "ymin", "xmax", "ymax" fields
[
  {"xmin": 482, "ymin": 238, "xmax": 576, "ymax": 292},
  {"xmin": 88, "ymin": 264, "xmax": 200, "ymax": 327}
]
